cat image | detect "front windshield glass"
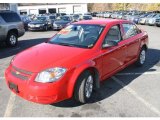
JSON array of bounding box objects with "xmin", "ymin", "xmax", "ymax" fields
[
  {"xmin": 154, "ymin": 14, "xmax": 160, "ymax": 18},
  {"xmin": 57, "ymin": 16, "xmax": 70, "ymax": 21},
  {"xmin": 49, "ymin": 16, "xmax": 56, "ymax": 19},
  {"xmin": 147, "ymin": 14, "xmax": 156, "ymax": 18},
  {"xmin": 36, "ymin": 17, "xmax": 47, "ymax": 21},
  {"xmin": 73, "ymin": 15, "xmax": 79, "ymax": 19},
  {"xmin": 48, "ymin": 24, "xmax": 104, "ymax": 48},
  {"xmin": 83, "ymin": 16, "xmax": 90, "ymax": 19}
]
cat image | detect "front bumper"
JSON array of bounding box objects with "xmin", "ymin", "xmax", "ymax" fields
[
  {"xmin": 28, "ymin": 26, "xmax": 45, "ymax": 31},
  {"xmin": 53, "ymin": 25, "xmax": 66, "ymax": 30},
  {"xmin": 5, "ymin": 66, "xmax": 70, "ymax": 104}
]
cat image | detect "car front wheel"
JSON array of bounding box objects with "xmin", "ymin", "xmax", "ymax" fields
[
  {"xmin": 74, "ymin": 70, "xmax": 94, "ymax": 103},
  {"xmin": 6, "ymin": 32, "xmax": 18, "ymax": 47},
  {"xmin": 136, "ymin": 47, "xmax": 146, "ymax": 66}
]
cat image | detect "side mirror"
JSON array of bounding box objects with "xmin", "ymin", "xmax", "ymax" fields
[{"xmin": 102, "ymin": 41, "xmax": 118, "ymax": 48}]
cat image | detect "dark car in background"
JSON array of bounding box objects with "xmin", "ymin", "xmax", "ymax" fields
[
  {"xmin": 21, "ymin": 15, "xmax": 31, "ymax": 30},
  {"xmin": 83, "ymin": 15, "xmax": 92, "ymax": 20},
  {"xmin": 48, "ymin": 15, "xmax": 56, "ymax": 27},
  {"xmin": 28, "ymin": 16, "xmax": 52, "ymax": 31},
  {"xmin": 52, "ymin": 15, "xmax": 73, "ymax": 30},
  {"xmin": 0, "ymin": 10, "xmax": 25, "ymax": 47},
  {"xmin": 72, "ymin": 14, "xmax": 81, "ymax": 22}
]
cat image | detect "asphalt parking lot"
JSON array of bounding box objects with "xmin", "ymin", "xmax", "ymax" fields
[{"xmin": 0, "ymin": 25, "xmax": 160, "ymax": 117}]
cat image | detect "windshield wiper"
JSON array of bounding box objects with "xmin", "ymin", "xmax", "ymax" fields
[{"xmin": 48, "ymin": 42, "xmax": 88, "ymax": 48}]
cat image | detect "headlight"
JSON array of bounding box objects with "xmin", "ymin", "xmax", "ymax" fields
[
  {"xmin": 35, "ymin": 24, "xmax": 40, "ymax": 27},
  {"xmin": 53, "ymin": 23, "xmax": 57, "ymax": 27},
  {"xmin": 35, "ymin": 67, "xmax": 66, "ymax": 83}
]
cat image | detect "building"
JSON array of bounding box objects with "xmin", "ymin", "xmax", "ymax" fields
[
  {"xmin": 0, "ymin": 3, "xmax": 18, "ymax": 13},
  {"xmin": 18, "ymin": 3, "xmax": 88, "ymax": 15}
]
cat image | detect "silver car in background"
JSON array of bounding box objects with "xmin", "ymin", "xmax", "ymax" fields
[{"xmin": 0, "ymin": 10, "xmax": 25, "ymax": 47}]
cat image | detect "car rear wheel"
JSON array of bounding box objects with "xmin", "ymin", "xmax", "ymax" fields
[
  {"xmin": 6, "ymin": 32, "xmax": 18, "ymax": 47},
  {"xmin": 136, "ymin": 47, "xmax": 146, "ymax": 66},
  {"xmin": 74, "ymin": 70, "xmax": 94, "ymax": 103}
]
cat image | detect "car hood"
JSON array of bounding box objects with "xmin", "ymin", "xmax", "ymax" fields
[
  {"xmin": 12, "ymin": 43, "xmax": 89, "ymax": 72},
  {"xmin": 54, "ymin": 20, "xmax": 70, "ymax": 25},
  {"xmin": 30, "ymin": 21, "xmax": 46, "ymax": 24}
]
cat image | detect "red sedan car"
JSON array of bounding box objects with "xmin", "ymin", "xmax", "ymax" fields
[{"xmin": 5, "ymin": 19, "xmax": 148, "ymax": 104}]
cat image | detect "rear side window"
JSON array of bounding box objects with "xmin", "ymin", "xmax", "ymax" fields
[
  {"xmin": 0, "ymin": 13, "xmax": 21, "ymax": 22},
  {"xmin": 122, "ymin": 23, "xmax": 140, "ymax": 39}
]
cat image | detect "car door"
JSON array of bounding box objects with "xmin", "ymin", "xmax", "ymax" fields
[
  {"xmin": 101, "ymin": 24, "xmax": 127, "ymax": 78},
  {"xmin": 121, "ymin": 23, "xmax": 141, "ymax": 63},
  {"xmin": 0, "ymin": 16, "xmax": 5, "ymax": 41}
]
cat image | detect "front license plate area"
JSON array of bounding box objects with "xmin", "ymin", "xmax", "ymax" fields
[{"xmin": 9, "ymin": 82, "xmax": 19, "ymax": 93}]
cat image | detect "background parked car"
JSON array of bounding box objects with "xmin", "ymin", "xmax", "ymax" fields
[
  {"xmin": 0, "ymin": 10, "xmax": 25, "ymax": 47},
  {"xmin": 28, "ymin": 16, "xmax": 52, "ymax": 31},
  {"xmin": 83, "ymin": 15, "xmax": 92, "ymax": 20},
  {"xmin": 72, "ymin": 14, "xmax": 81, "ymax": 22},
  {"xmin": 48, "ymin": 15, "xmax": 57, "ymax": 28},
  {"xmin": 139, "ymin": 13, "xmax": 156, "ymax": 25},
  {"xmin": 52, "ymin": 15, "xmax": 73, "ymax": 30},
  {"xmin": 104, "ymin": 12, "xmax": 112, "ymax": 18},
  {"xmin": 133, "ymin": 13, "xmax": 149, "ymax": 24},
  {"xmin": 145, "ymin": 13, "xmax": 157, "ymax": 25},
  {"xmin": 21, "ymin": 15, "xmax": 31, "ymax": 30},
  {"xmin": 146, "ymin": 13, "xmax": 160, "ymax": 26}
]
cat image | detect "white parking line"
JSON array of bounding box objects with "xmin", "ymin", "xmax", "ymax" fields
[
  {"xmin": 112, "ymin": 76, "xmax": 160, "ymax": 116},
  {"xmin": 4, "ymin": 93, "xmax": 16, "ymax": 117},
  {"xmin": 116, "ymin": 71, "xmax": 160, "ymax": 76}
]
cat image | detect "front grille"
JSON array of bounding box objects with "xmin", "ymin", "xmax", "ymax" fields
[
  {"xmin": 156, "ymin": 19, "xmax": 160, "ymax": 22},
  {"xmin": 12, "ymin": 66, "xmax": 32, "ymax": 75},
  {"xmin": 11, "ymin": 71, "xmax": 28, "ymax": 80},
  {"xmin": 11, "ymin": 66, "xmax": 32, "ymax": 80}
]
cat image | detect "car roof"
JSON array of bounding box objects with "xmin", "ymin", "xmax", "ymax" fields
[
  {"xmin": 0, "ymin": 10, "xmax": 16, "ymax": 13},
  {"xmin": 74, "ymin": 19, "xmax": 128, "ymax": 25}
]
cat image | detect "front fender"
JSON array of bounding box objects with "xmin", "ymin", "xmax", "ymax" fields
[{"xmin": 67, "ymin": 60, "xmax": 96, "ymax": 98}]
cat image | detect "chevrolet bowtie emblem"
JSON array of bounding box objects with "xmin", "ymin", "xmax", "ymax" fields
[{"xmin": 16, "ymin": 71, "xmax": 20, "ymax": 75}]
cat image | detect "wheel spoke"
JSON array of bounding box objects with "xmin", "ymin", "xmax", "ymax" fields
[{"xmin": 85, "ymin": 75, "xmax": 93, "ymax": 98}]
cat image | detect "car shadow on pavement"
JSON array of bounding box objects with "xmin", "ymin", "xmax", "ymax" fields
[
  {"xmin": 0, "ymin": 38, "xmax": 48, "ymax": 59},
  {"xmin": 52, "ymin": 48, "xmax": 160, "ymax": 108}
]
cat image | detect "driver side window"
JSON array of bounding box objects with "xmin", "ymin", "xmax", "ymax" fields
[{"xmin": 103, "ymin": 25, "xmax": 121, "ymax": 45}]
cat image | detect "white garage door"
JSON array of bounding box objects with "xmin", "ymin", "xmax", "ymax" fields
[
  {"xmin": 29, "ymin": 9, "xmax": 38, "ymax": 15},
  {"xmin": 58, "ymin": 8, "xmax": 66, "ymax": 13},
  {"xmin": 73, "ymin": 6, "xmax": 82, "ymax": 14}
]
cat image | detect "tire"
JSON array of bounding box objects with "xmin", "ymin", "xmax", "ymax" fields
[
  {"xmin": 156, "ymin": 24, "xmax": 160, "ymax": 27},
  {"xmin": 135, "ymin": 47, "xmax": 146, "ymax": 67},
  {"xmin": 74, "ymin": 70, "xmax": 94, "ymax": 103},
  {"xmin": 6, "ymin": 32, "xmax": 18, "ymax": 47}
]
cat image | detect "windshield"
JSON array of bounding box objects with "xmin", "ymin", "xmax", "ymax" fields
[
  {"xmin": 36, "ymin": 17, "xmax": 47, "ymax": 21},
  {"xmin": 57, "ymin": 16, "xmax": 70, "ymax": 21},
  {"xmin": 73, "ymin": 15, "xmax": 79, "ymax": 19},
  {"xmin": 154, "ymin": 14, "xmax": 160, "ymax": 18},
  {"xmin": 21, "ymin": 16, "xmax": 30, "ymax": 21},
  {"xmin": 147, "ymin": 14, "xmax": 156, "ymax": 18},
  {"xmin": 48, "ymin": 24, "xmax": 104, "ymax": 48},
  {"xmin": 83, "ymin": 16, "xmax": 91, "ymax": 19},
  {"xmin": 49, "ymin": 16, "xmax": 56, "ymax": 19}
]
